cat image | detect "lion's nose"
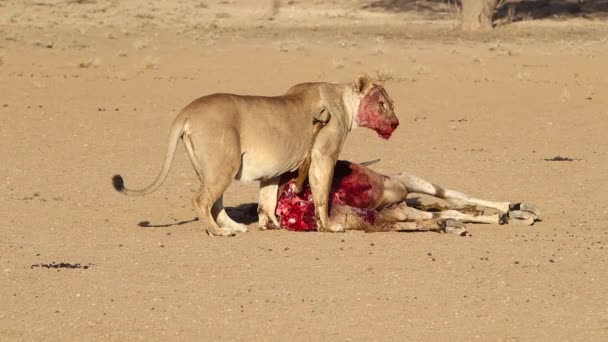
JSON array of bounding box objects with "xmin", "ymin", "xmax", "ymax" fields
[{"xmin": 390, "ymin": 119, "xmax": 400, "ymax": 130}]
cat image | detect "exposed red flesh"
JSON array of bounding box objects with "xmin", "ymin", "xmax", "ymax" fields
[
  {"xmin": 276, "ymin": 181, "xmax": 317, "ymax": 231},
  {"xmin": 276, "ymin": 161, "xmax": 384, "ymax": 231}
]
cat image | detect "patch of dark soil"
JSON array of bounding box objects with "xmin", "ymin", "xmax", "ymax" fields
[
  {"xmin": 31, "ymin": 262, "xmax": 94, "ymax": 269},
  {"xmin": 544, "ymin": 156, "xmax": 581, "ymax": 162}
]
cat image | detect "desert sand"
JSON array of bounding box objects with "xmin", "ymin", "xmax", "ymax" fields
[{"xmin": 1, "ymin": 0, "xmax": 608, "ymax": 340}]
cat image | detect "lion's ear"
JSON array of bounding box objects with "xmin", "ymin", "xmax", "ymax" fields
[{"xmin": 354, "ymin": 75, "xmax": 372, "ymax": 94}]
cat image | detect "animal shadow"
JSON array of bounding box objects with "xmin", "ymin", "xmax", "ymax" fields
[{"xmin": 137, "ymin": 202, "xmax": 259, "ymax": 228}]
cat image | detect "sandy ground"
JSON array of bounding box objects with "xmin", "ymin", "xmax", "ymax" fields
[{"xmin": 1, "ymin": 0, "xmax": 608, "ymax": 340}]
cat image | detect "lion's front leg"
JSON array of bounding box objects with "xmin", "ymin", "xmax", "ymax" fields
[
  {"xmin": 309, "ymin": 153, "xmax": 344, "ymax": 233},
  {"xmin": 258, "ymin": 177, "xmax": 281, "ymax": 230}
]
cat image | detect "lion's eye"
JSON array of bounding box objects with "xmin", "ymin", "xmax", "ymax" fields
[{"xmin": 380, "ymin": 101, "xmax": 386, "ymax": 111}]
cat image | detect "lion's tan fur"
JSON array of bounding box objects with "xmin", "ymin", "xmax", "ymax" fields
[{"xmin": 113, "ymin": 76, "xmax": 390, "ymax": 236}]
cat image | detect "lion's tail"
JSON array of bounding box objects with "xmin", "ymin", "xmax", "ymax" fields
[{"xmin": 112, "ymin": 117, "xmax": 186, "ymax": 196}]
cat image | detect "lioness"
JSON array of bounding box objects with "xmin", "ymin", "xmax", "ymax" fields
[
  {"xmin": 112, "ymin": 76, "xmax": 399, "ymax": 236},
  {"xmin": 276, "ymin": 160, "xmax": 541, "ymax": 234}
]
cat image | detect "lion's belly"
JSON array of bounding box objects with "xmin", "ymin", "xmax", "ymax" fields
[
  {"xmin": 235, "ymin": 147, "xmax": 306, "ymax": 182},
  {"xmin": 235, "ymin": 121, "xmax": 311, "ymax": 182}
]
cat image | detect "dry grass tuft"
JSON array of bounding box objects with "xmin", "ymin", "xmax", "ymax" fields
[
  {"xmin": 141, "ymin": 56, "xmax": 159, "ymax": 70},
  {"xmin": 77, "ymin": 57, "xmax": 101, "ymax": 69},
  {"xmin": 374, "ymin": 66, "xmax": 394, "ymax": 82},
  {"xmin": 331, "ymin": 58, "xmax": 346, "ymax": 70},
  {"xmin": 132, "ymin": 38, "xmax": 151, "ymax": 50}
]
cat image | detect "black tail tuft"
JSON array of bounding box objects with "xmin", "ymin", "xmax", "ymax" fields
[{"xmin": 112, "ymin": 175, "xmax": 125, "ymax": 192}]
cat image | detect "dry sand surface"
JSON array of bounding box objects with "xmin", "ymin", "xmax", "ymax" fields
[{"xmin": 1, "ymin": 0, "xmax": 608, "ymax": 340}]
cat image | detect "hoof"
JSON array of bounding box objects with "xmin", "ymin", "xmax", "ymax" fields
[
  {"xmin": 319, "ymin": 223, "xmax": 345, "ymax": 233},
  {"xmin": 258, "ymin": 222, "xmax": 280, "ymax": 231},
  {"xmin": 509, "ymin": 203, "xmax": 541, "ymax": 218},
  {"xmin": 508, "ymin": 210, "xmax": 536, "ymax": 226},
  {"xmin": 443, "ymin": 219, "xmax": 467, "ymax": 236}
]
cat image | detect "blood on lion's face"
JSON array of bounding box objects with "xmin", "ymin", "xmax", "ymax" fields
[{"xmin": 356, "ymin": 84, "xmax": 399, "ymax": 139}]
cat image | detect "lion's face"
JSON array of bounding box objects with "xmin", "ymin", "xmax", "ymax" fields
[{"xmin": 356, "ymin": 85, "xmax": 399, "ymax": 139}]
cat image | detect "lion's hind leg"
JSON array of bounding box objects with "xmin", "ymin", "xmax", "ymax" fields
[
  {"xmin": 214, "ymin": 195, "xmax": 248, "ymax": 233},
  {"xmin": 184, "ymin": 128, "xmax": 246, "ymax": 236},
  {"xmin": 192, "ymin": 183, "xmax": 245, "ymax": 237}
]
